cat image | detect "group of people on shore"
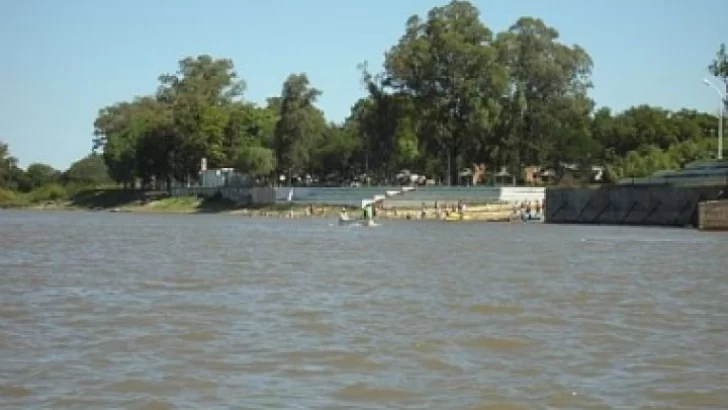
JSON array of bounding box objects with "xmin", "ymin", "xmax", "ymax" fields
[
  {"xmin": 424, "ymin": 200, "xmax": 467, "ymax": 220},
  {"xmin": 334, "ymin": 198, "xmax": 544, "ymax": 222},
  {"xmin": 377, "ymin": 200, "xmax": 467, "ymax": 220},
  {"xmin": 511, "ymin": 200, "xmax": 544, "ymax": 221},
  {"xmin": 412, "ymin": 199, "xmax": 544, "ymax": 221}
]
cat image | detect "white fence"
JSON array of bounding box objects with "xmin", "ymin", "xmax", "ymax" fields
[
  {"xmin": 170, "ymin": 185, "xmax": 544, "ymax": 207},
  {"xmin": 170, "ymin": 186, "xmax": 276, "ymax": 205},
  {"xmin": 274, "ymin": 186, "xmax": 545, "ymax": 206},
  {"xmin": 497, "ymin": 187, "xmax": 546, "ymax": 203}
]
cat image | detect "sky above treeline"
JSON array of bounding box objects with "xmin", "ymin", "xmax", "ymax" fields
[{"xmin": 1, "ymin": 0, "xmax": 726, "ymax": 170}]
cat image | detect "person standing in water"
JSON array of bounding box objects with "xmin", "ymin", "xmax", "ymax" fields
[{"xmin": 359, "ymin": 202, "xmax": 375, "ymax": 224}]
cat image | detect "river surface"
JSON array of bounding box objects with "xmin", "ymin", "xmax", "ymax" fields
[{"xmin": 1, "ymin": 210, "xmax": 727, "ymax": 409}]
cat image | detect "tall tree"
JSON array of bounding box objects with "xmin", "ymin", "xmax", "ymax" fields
[
  {"xmin": 309, "ymin": 122, "xmax": 361, "ymax": 182},
  {"xmin": 224, "ymin": 102, "xmax": 277, "ymax": 162},
  {"xmin": 382, "ymin": 0, "xmax": 508, "ymax": 185},
  {"xmin": 349, "ymin": 66, "xmax": 421, "ymax": 182},
  {"xmin": 25, "ymin": 163, "xmax": 61, "ymax": 189},
  {"xmin": 272, "ymin": 73, "xmax": 325, "ymax": 182},
  {"xmin": 94, "ymin": 97, "xmax": 173, "ymax": 188},
  {"xmin": 708, "ymin": 43, "xmax": 728, "ymax": 109},
  {"xmin": 157, "ymin": 55, "xmax": 245, "ymax": 178},
  {"xmin": 77, "ymin": 15, "xmax": 728, "ymax": 191},
  {"xmin": 495, "ymin": 17, "xmax": 595, "ymax": 170},
  {"xmin": 64, "ymin": 154, "xmax": 112, "ymax": 185},
  {"xmin": 0, "ymin": 141, "xmax": 19, "ymax": 189},
  {"xmin": 234, "ymin": 144, "xmax": 276, "ymax": 179}
]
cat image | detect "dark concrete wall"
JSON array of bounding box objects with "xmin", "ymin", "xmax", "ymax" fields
[{"xmin": 545, "ymin": 185, "xmax": 727, "ymax": 227}]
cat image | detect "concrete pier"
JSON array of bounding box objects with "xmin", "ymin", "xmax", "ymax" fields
[
  {"xmin": 544, "ymin": 185, "xmax": 726, "ymax": 228},
  {"xmin": 698, "ymin": 200, "xmax": 728, "ymax": 231}
]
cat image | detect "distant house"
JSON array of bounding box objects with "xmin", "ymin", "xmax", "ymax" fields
[
  {"xmin": 554, "ymin": 163, "xmax": 605, "ymax": 184},
  {"xmin": 199, "ymin": 168, "xmax": 250, "ymax": 187},
  {"xmin": 492, "ymin": 166, "xmax": 516, "ymax": 186},
  {"xmin": 395, "ymin": 169, "xmax": 428, "ymax": 186},
  {"xmin": 522, "ymin": 165, "xmax": 542, "ymax": 184},
  {"xmin": 167, "ymin": 157, "xmax": 253, "ymax": 189}
]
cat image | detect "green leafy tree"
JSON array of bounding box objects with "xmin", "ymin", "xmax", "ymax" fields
[
  {"xmin": 495, "ymin": 17, "xmax": 595, "ymax": 169},
  {"xmin": 394, "ymin": 115, "xmax": 419, "ymax": 167},
  {"xmin": 349, "ymin": 67, "xmax": 422, "ymax": 182},
  {"xmin": 79, "ymin": 7, "xmax": 728, "ymax": 191},
  {"xmin": 0, "ymin": 142, "xmax": 32, "ymax": 192},
  {"xmin": 224, "ymin": 102, "xmax": 278, "ymax": 162},
  {"xmin": 0, "ymin": 141, "xmax": 18, "ymax": 189},
  {"xmin": 157, "ymin": 55, "xmax": 245, "ymax": 179},
  {"xmin": 310, "ymin": 123, "xmax": 362, "ymax": 183},
  {"xmin": 64, "ymin": 154, "xmax": 112, "ymax": 185},
  {"xmin": 272, "ymin": 73, "xmax": 325, "ymax": 183},
  {"xmin": 234, "ymin": 143, "xmax": 276, "ymax": 179},
  {"xmin": 382, "ymin": 0, "xmax": 507, "ymax": 185},
  {"xmin": 708, "ymin": 43, "xmax": 728, "ymax": 102},
  {"xmin": 25, "ymin": 163, "xmax": 61, "ymax": 190}
]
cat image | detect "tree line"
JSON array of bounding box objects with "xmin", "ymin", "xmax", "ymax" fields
[
  {"xmin": 2, "ymin": 0, "xmax": 727, "ymax": 198},
  {"xmin": 0, "ymin": 147, "xmax": 111, "ymax": 204}
]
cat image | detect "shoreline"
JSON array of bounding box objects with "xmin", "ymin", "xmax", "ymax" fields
[{"xmin": 3, "ymin": 198, "xmax": 521, "ymax": 222}]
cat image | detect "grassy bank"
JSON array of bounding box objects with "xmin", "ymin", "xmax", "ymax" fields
[
  {"xmin": 1, "ymin": 186, "xmax": 339, "ymax": 216},
  {"xmin": 0, "ymin": 187, "xmax": 245, "ymax": 213},
  {"xmin": 1, "ymin": 184, "xmax": 79, "ymax": 208},
  {"xmin": 0, "ymin": 187, "xmax": 517, "ymax": 222}
]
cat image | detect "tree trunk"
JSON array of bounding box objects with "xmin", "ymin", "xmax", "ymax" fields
[{"xmin": 449, "ymin": 145, "xmax": 459, "ymax": 187}]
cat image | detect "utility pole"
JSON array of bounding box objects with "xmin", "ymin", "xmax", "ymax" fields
[{"xmin": 703, "ymin": 79, "xmax": 725, "ymax": 159}]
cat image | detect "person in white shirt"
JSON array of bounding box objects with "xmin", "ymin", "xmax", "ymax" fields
[{"xmin": 339, "ymin": 207, "xmax": 349, "ymax": 222}]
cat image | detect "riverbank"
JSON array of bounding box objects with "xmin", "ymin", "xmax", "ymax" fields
[
  {"xmin": 2, "ymin": 188, "xmax": 517, "ymax": 222},
  {"xmin": 20, "ymin": 200, "xmax": 515, "ymax": 222}
]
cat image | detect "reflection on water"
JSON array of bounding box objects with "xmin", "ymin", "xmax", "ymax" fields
[{"xmin": 1, "ymin": 210, "xmax": 727, "ymax": 409}]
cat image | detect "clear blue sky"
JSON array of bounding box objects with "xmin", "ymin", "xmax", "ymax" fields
[{"xmin": 1, "ymin": 0, "xmax": 726, "ymax": 170}]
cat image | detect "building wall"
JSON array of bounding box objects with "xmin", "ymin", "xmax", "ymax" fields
[{"xmin": 198, "ymin": 168, "xmax": 252, "ymax": 188}]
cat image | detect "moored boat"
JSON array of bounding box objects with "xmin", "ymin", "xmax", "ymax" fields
[{"xmin": 338, "ymin": 217, "xmax": 359, "ymax": 226}]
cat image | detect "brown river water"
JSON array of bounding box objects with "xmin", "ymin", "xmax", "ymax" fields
[{"xmin": 1, "ymin": 210, "xmax": 727, "ymax": 409}]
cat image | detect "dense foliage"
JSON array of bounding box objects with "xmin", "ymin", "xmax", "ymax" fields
[
  {"xmin": 0, "ymin": 145, "xmax": 112, "ymax": 205},
  {"xmin": 2, "ymin": 1, "xmax": 727, "ymax": 201}
]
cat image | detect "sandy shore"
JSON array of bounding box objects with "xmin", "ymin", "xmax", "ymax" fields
[
  {"xmin": 231, "ymin": 203, "xmax": 517, "ymax": 222},
  {"xmin": 19, "ymin": 200, "xmax": 521, "ymax": 222}
]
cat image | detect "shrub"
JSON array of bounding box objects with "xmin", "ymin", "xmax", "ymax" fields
[
  {"xmin": 27, "ymin": 184, "xmax": 68, "ymax": 203},
  {"xmin": 0, "ymin": 187, "xmax": 28, "ymax": 207}
]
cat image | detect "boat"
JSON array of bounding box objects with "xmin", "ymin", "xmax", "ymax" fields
[
  {"xmin": 444, "ymin": 213, "xmax": 471, "ymax": 222},
  {"xmin": 338, "ymin": 217, "xmax": 378, "ymax": 227},
  {"xmin": 522, "ymin": 216, "xmax": 543, "ymax": 223},
  {"xmin": 338, "ymin": 217, "xmax": 359, "ymax": 226},
  {"xmin": 513, "ymin": 212, "xmax": 543, "ymax": 223}
]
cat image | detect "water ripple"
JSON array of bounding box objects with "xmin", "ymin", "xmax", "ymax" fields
[{"xmin": 1, "ymin": 210, "xmax": 727, "ymax": 409}]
